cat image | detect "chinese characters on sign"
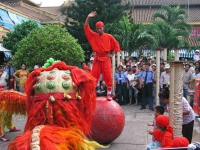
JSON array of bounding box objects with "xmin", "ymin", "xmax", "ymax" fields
[{"xmin": 190, "ymin": 27, "xmax": 200, "ymax": 38}]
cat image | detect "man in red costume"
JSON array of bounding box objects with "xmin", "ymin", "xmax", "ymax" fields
[{"xmin": 84, "ymin": 11, "xmax": 120, "ymax": 100}]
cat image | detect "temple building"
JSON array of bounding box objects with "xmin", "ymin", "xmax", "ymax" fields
[
  {"xmin": 0, "ymin": 0, "xmax": 67, "ymax": 42},
  {"xmin": 126, "ymin": 0, "xmax": 200, "ymax": 58}
]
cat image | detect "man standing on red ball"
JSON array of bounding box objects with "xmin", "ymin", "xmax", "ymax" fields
[{"xmin": 84, "ymin": 11, "xmax": 120, "ymax": 100}]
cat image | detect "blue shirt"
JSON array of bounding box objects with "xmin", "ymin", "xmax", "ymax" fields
[
  {"xmin": 124, "ymin": 71, "xmax": 128, "ymax": 76},
  {"xmin": 4, "ymin": 66, "xmax": 16, "ymax": 78},
  {"xmin": 115, "ymin": 72, "xmax": 127, "ymax": 84},
  {"xmin": 139, "ymin": 70, "xmax": 154, "ymax": 84}
]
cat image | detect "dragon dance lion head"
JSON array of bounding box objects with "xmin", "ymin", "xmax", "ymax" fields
[
  {"xmin": 8, "ymin": 58, "xmax": 108, "ymax": 150},
  {"xmin": 24, "ymin": 58, "xmax": 97, "ymax": 135}
]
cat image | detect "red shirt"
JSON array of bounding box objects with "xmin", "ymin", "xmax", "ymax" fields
[
  {"xmin": 153, "ymin": 129, "xmax": 173, "ymax": 148},
  {"xmin": 84, "ymin": 25, "xmax": 120, "ymax": 54}
]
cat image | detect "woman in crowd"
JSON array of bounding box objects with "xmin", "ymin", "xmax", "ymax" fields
[{"xmin": 13, "ymin": 63, "xmax": 29, "ymax": 93}]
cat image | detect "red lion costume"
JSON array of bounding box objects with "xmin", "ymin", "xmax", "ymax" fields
[{"xmin": 5, "ymin": 60, "xmax": 107, "ymax": 150}]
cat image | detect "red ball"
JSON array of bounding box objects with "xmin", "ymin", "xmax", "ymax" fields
[{"xmin": 90, "ymin": 97, "xmax": 125, "ymax": 144}]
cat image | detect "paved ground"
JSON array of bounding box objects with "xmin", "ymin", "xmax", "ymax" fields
[{"xmin": 0, "ymin": 105, "xmax": 200, "ymax": 150}]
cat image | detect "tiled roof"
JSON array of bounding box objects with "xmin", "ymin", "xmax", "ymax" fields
[
  {"xmin": 10, "ymin": 5, "xmax": 53, "ymax": 21},
  {"xmin": 0, "ymin": 0, "xmax": 40, "ymax": 7},
  {"xmin": 132, "ymin": 8, "xmax": 200, "ymax": 22},
  {"xmin": 123, "ymin": 0, "xmax": 200, "ymax": 5},
  {"xmin": 40, "ymin": 6, "xmax": 66, "ymax": 22},
  {"xmin": 0, "ymin": 2, "xmax": 24, "ymax": 14},
  {"xmin": 184, "ymin": 38, "xmax": 200, "ymax": 46},
  {"xmin": 187, "ymin": 8, "xmax": 200, "ymax": 22},
  {"xmin": 40, "ymin": 7, "xmax": 61, "ymax": 15}
]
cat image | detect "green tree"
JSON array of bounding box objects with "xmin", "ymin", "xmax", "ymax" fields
[
  {"xmin": 153, "ymin": 5, "xmax": 192, "ymax": 32},
  {"xmin": 62, "ymin": 0, "xmax": 131, "ymax": 58},
  {"xmin": 11, "ymin": 25, "xmax": 84, "ymax": 70},
  {"xmin": 148, "ymin": 21, "xmax": 190, "ymax": 60},
  {"xmin": 149, "ymin": 21, "xmax": 187, "ymax": 49},
  {"xmin": 152, "ymin": 5, "xmax": 192, "ymax": 59},
  {"xmin": 2, "ymin": 20, "xmax": 39, "ymax": 55},
  {"xmin": 106, "ymin": 16, "xmax": 133, "ymax": 54},
  {"xmin": 106, "ymin": 16, "xmax": 157, "ymax": 56},
  {"xmin": 133, "ymin": 24, "xmax": 158, "ymax": 56}
]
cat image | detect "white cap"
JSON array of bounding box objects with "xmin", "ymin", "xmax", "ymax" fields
[
  {"xmin": 90, "ymin": 57, "xmax": 94, "ymax": 61},
  {"xmin": 152, "ymin": 64, "xmax": 156, "ymax": 67},
  {"xmin": 34, "ymin": 65, "xmax": 39, "ymax": 69},
  {"xmin": 195, "ymin": 50, "xmax": 199, "ymax": 52},
  {"xmin": 165, "ymin": 64, "xmax": 170, "ymax": 69}
]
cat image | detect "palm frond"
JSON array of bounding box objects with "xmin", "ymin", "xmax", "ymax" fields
[{"xmin": 152, "ymin": 13, "xmax": 167, "ymax": 22}]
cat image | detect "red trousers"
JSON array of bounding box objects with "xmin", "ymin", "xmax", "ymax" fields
[{"xmin": 91, "ymin": 57, "xmax": 112, "ymax": 87}]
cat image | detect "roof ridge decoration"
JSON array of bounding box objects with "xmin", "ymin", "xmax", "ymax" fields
[{"xmin": 27, "ymin": 0, "xmax": 41, "ymax": 6}]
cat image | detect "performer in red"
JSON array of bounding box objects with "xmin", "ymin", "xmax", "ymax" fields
[{"xmin": 84, "ymin": 11, "xmax": 120, "ymax": 100}]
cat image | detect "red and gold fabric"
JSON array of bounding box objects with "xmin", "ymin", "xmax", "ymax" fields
[
  {"xmin": 84, "ymin": 24, "xmax": 120, "ymax": 87},
  {"xmin": 8, "ymin": 61, "xmax": 107, "ymax": 150}
]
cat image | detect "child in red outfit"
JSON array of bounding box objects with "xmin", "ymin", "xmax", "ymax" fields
[
  {"xmin": 147, "ymin": 115, "xmax": 173, "ymax": 149},
  {"xmin": 173, "ymin": 137, "xmax": 189, "ymax": 147}
]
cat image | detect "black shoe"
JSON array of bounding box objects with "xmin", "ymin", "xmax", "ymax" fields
[{"xmin": 140, "ymin": 106, "xmax": 146, "ymax": 110}]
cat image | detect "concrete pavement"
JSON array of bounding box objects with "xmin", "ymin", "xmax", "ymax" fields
[{"xmin": 0, "ymin": 105, "xmax": 200, "ymax": 150}]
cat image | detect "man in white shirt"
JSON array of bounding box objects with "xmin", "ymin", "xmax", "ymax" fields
[
  {"xmin": 160, "ymin": 64, "xmax": 170, "ymax": 91},
  {"xmin": 0, "ymin": 65, "xmax": 8, "ymax": 89},
  {"xmin": 194, "ymin": 50, "xmax": 200, "ymax": 62},
  {"xmin": 183, "ymin": 64, "xmax": 193, "ymax": 99},
  {"xmin": 189, "ymin": 62, "xmax": 195, "ymax": 74},
  {"xmin": 160, "ymin": 89, "xmax": 195, "ymax": 143}
]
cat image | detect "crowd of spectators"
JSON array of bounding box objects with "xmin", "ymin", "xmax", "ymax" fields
[
  {"xmin": 81, "ymin": 50, "xmax": 200, "ymax": 112},
  {"xmin": 0, "ymin": 61, "xmax": 29, "ymax": 93},
  {"xmin": 115, "ymin": 50, "xmax": 200, "ymax": 110}
]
